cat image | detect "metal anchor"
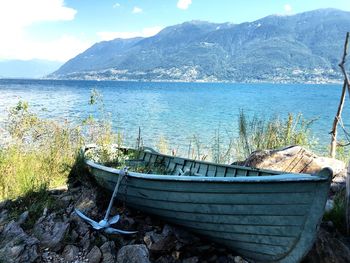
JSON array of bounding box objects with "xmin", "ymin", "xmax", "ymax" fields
[{"xmin": 75, "ymin": 167, "xmax": 137, "ymax": 234}]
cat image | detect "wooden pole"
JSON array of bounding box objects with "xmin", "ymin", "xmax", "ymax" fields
[
  {"xmin": 347, "ymin": 162, "xmax": 350, "ymax": 235},
  {"xmin": 330, "ymin": 80, "xmax": 347, "ymax": 157},
  {"xmin": 330, "ymin": 32, "xmax": 350, "ymax": 158},
  {"xmin": 339, "ymin": 32, "xmax": 350, "ymax": 97}
]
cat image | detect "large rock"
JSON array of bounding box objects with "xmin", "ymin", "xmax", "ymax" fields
[
  {"xmin": 243, "ymin": 145, "xmax": 345, "ymax": 179},
  {"xmin": 70, "ymin": 212, "xmax": 90, "ymax": 237},
  {"xmin": 330, "ymin": 171, "xmax": 347, "ymax": 193},
  {"xmin": 79, "ymin": 231, "xmax": 92, "ymax": 251},
  {"xmin": 100, "ymin": 241, "xmax": 117, "ymax": 263},
  {"xmin": 143, "ymin": 224, "xmax": 177, "ymax": 252},
  {"xmin": 86, "ymin": 245, "xmax": 102, "ymax": 263},
  {"xmin": 117, "ymin": 244, "xmax": 150, "ymax": 263},
  {"xmin": 17, "ymin": 211, "xmax": 29, "ymax": 226},
  {"xmin": 0, "ymin": 221, "xmax": 39, "ymax": 263},
  {"xmin": 74, "ymin": 184, "xmax": 99, "ymax": 216},
  {"xmin": 304, "ymin": 228, "xmax": 350, "ymax": 263},
  {"xmin": 32, "ymin": 213, "xmax": 69, "ymax": 251},
  {"xmin": 62, "ymin": 244, "xmax": 79, "ymax": 261}
]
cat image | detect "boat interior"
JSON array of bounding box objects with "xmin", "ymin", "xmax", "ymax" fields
[{"xmin": 121, "ymin": 148, "xmax": 282, "ymax": 178}]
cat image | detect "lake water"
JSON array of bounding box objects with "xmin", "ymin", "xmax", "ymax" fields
[{"xmin": 0, "ymin": 79, "xmax": 349, "ymax": 153}]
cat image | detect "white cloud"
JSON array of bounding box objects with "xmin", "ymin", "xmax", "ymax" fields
[
  {"xmin": 97, "ymin": 26, "xmax": 164, "ymax": 41},
  {"xmin": 0, "ymin": 0, "xmax": 86, "ymax": 61},
  {"xmin": 284, "ymin": 4, "xmax": 292, "ymax": 13},
  {"xmin": 113, "ymin": 3, "xmax": 120, "ymax": 8},
  {"xmin": 177, "ymin": 0, "xmax": 192, "ymax": 10},
  {"xmin": 0, "ymin": 35, "xmax": 91, "ymax": 62},
  {"xmin": 0, "ymin": 0, "xmax": 76, "ymax": 31},
  {"xmin": 132, "ymin": 6, "xmax": 143, "ymax": 14}
]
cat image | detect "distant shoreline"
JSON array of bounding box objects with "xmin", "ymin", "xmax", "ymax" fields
[{"xmin": 0, "ymin": 77, "xmax": 343, "ymax": 85}]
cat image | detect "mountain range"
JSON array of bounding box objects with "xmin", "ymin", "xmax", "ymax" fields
[{"xmin": 51, "ymin": 8, "xmax": 350, "ymax": 83}]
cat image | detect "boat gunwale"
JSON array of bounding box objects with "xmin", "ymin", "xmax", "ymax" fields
[
  {"xmin": 85, "ymin": 158, "xmax": 329, "ymax": 183},
  {"xmin": 85, "ymin": 144, "xmax": 286, "ymax": 174}
]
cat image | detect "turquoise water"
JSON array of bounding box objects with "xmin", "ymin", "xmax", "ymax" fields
[{"xmin": 0, "ymin": 79, "xmax": 349, "ymax": 152}]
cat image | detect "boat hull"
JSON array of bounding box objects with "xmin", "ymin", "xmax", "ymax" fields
[{"xmin": 85, "ymin": 149, "xmax": 331, "ymax": 263}]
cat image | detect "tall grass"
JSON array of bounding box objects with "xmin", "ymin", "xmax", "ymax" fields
[
  {"xmin": 0, "ymin": 102, "xmax": 78, "ymax": 199},
  {"xmin": 83, "ymin": 88, "xmax": 116, "ymax": 146},
  {"xmin": 0, "ymin": 90, "xmax": 115, "ymax": 201},
  {"xmin": 235, "ymin": 110, "xmax": 317, "ymax": 160},
  {"xmin": 211, "ymin": 129, "xmax": 235, "ymax": 163},
  {"xmin": 187, "ymin": 134, "xmax": 205, "ymax": 160},
  {"xmin": 182, "ymin": 112, "xmax": 316, "ymax": 163}
]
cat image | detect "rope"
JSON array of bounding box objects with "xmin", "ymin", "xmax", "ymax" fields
[{"xmin": 336, "ymin": 116, "xmax": 350, "ymax": 146}]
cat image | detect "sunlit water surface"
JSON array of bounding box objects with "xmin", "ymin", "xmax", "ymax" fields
[{"xmin": 0, "ymin": 79, "xmax": 349, "ymax": 154}]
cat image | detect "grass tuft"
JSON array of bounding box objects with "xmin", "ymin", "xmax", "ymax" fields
[{"xmin": 234, "ymin": 110, "xmax": 317, "ymax": 160}]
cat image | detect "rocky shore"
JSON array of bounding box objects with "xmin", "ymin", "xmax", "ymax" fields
[
  {"xmin": 1, "ymin": 146, "xmax": 350, "ymax": 263},
  {"xmin": 0, "ymin": 176, "xmax": 250, "ymax": 263}
]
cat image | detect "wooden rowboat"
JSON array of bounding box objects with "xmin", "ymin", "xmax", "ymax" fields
[{"xmin": 83, "ymin": 145, "xmax": 331, "ymax": 263}]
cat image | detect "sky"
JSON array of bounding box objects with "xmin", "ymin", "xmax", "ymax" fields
[{"xmin": 0, "ymin": 0, "xmax": 349, "ymax": 62}]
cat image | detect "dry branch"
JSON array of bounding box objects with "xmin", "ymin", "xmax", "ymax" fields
[
  {"xmin": 330, "ymin": 32, "xmax": 349, "ymax": 158},
  {"xmin": 339, "ymin": 32, "xmax": 350, "ymax": 96}
]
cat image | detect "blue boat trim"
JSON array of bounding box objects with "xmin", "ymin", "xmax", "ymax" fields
[{"xmin": 86, "ymin": 159, "xmax": 329, "ymax": 183}]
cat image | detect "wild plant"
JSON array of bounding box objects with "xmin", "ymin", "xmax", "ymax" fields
[{"xmin": 234, "ymin": 110, "xmax": 317, "ymax": 160}]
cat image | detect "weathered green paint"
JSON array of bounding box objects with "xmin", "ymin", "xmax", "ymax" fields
[{"xmin": 84, "ymin": 146, "xmax": 331, "ymax": 263}]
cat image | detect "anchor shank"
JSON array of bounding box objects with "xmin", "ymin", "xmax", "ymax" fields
[{"xmin": 103, "ymin": 168, "xmax": 126, "ymax": 221}]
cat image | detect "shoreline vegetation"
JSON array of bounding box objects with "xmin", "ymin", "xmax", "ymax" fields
[
  {"xmin": 0, "ymin": 89, "xmax": 348, "ymax": 233},
  {"xmin": 0, "ymin": 90, "xmax": 332, "ymax": 201}
]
